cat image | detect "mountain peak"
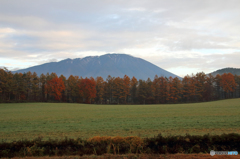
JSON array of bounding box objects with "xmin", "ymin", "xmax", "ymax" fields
[{"xmin": 14, "ymin": 53, "xmax": 180, "ymax": 80}]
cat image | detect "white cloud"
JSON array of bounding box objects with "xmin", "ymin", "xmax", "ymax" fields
[
  {"xmin": 125, "ymin": 8, "xmax": 146, "ymax": 12},
  {"xmin": 0, "ymin": 0, "xmax": 239, "ymax": 76}
]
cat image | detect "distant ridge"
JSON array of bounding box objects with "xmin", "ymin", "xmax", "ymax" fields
[
  {"xmin": 14, "ymin": 53, "xmax": 180, "ymax": 80},
  {"xmin": 208, "ymin": 67, "xmax": 240, "ymax": 76}
]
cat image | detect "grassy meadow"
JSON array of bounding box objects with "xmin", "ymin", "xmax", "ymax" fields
[{"xmin": 0, "ymin": 98, "xmax": 240, "ymax": 141}]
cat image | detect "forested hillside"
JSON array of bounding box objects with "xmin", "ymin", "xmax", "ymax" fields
[
  {"xmin": 209, "ymin": 67, "xmax": 240, "ymax": 76},
  {"xmin": 1, "ymin": 68, "xmax": 240, "ymax": 104}
]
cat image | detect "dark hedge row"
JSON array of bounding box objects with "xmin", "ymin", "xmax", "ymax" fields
[{"xmin": 0, "ymin": 133, "xmax": 239, "ymax": 158}]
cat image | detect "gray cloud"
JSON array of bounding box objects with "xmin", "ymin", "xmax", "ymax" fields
[
  {"xmin": 0, "ymin": 0, "xmax": 240, "ymax": 76},
  {"xmin": 144, "ymin": 52, "xmax": 240, "ymax": 77}
]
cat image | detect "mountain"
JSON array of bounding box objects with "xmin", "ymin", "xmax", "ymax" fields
[
  {"xmin": 14, "ymin": 54, "xmax": 180, "ymax": 80},
  {"xmin": 208, "ymin": 67, "xmax": 240, "ymax": 76}
]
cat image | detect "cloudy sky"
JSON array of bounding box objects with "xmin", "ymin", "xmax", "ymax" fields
[{"xmin": 0, "ymin": 0, "xmax": 239, "ymax": 77}]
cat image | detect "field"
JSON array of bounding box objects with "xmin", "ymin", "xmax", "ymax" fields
[{"xmin": 0, "ymin": 99, "xmax": 240, "ymax": 141}]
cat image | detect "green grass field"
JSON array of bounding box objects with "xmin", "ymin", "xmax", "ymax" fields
[{"xmin": 0, "ymin": 99, "xmax": 240, "ymax": 141}]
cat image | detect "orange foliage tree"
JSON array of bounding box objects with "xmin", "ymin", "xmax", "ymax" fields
[
  {"xmin": 152, "ymin": 75, "xmax": 160, "ymax": 104},
  {"xmin": 123, "ymin": 75, "xmax": 130, "ymax": 103},
  {"xmin": 79, "ymin": 77, "xmax": 96, "ymax": 103},
  {"xmin": 112, "ymin": 77, "xmax": 124, "ymax": 104},
  {"xmin": 182, "ymin": 75, "xmax": 191, "ymax": 102},
  {"xmin": 159, "ymin": 77, "xmax": 168, "ymax": 103},
  {"xmin": 195, "ymin": 72, "xmax": 206, "ymax": 101},
  {"xmin": 45, "ymin": 77, "xmax": 65, "ymax": 101},
  {"xmin": 168, "ymin": 77, "xmax": 182, "ymax": 103},
  {"xmin": 167, "ymin": 76, "xmax": 174, "ymax": 102},
  {"xmin": 221, "ymin": 73, "xmax": 237, "ymax": 98}
]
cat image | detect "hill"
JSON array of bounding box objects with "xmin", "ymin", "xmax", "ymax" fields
[
  {"xmin": 209, "ymin": 67, "xmax": 240, "ymax": 76},
  {"xmin": 14, "ymin": 53, "xmax": 179, "ymax": 80}
]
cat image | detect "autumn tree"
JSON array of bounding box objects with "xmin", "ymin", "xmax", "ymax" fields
[
  {"xmin": 182, "ymin": 75, "xmax": 191, "ymax": 102},
  {"xmin": 189, "ymin": 75, "xmax": 197, "ymax": 101},
  {"xmin": 220, "ymin": 73, "xmax": 236, "ymax": 98},
  {"xmin": 106, "ymin": 75, "xmax": 114, "ymax": 104},
  {"xmin": 234, "ymin": 75, "xmax": 240, "ymax": 98},
  {"xmin": 39, "ymin": 73, "xmax": 46, "ymax": 101},
  {"xmin": 95, "ymin": 76, "xmax": 105, "ymax": 104},
  {"xmin": 0, "ymin": 68, "xmax": 11, "ymax": 101},
  {"xmin": 152, "ymin": 75, "xmax": 160, "ymax": 104},
  {"xmin": 0, "ymin": 69, "xmax": 3, "ymax": 96},
  {"xmin": 13, "ymin": 73, "xmax": 26, "ymax": 101},
  {"xmin": 31, "ymin": 72, "xmax": 39, "ymax": 101},
  {"xmin": 145, "ymin": 78, "xmax": 154, "ymax": 104},
  {"xmin": 4, "ymin": 69, "xmax": 14, "ymax": 101},
  {"xmin": 102, "ymin": 81, "xmax": 108, "ymax": 104},
  {"xmin": 159, "ymin": 77, "xmax": 168, "ymax": 103},
  {"xmin": 59, "ymin": 75, "xmax": 67, "ymax": 102},
  {"xmin": 167, "ymin": 76, "xmax": 174, "ymax": 102},
  {"xmin": 12, "ymin": 73, "xmax": 19, "ymax": 100},
  {"xmin": 49, "ymin": 72, "xmax": 58, "ymax": 79},
  {"xmin": 172, "ymin": 77, "xmax": 182, "ymax": 103},
  {"xmin": 67, "ymin": 75, "xmax": 80, "ymax": 102},
  {"xmin": 203, "ymin": 74, "xmax": 215, "ymax": 101},
  {"xmin": 79, "ymin": 77, "xmax": 96, "ymax": 103},
  {"xmin": 123, "ymin": 75, "xmax": 130, "ymax": 103},
  {"xmin": 214, "ymin": 74, "xmax": 223, "ymax": 99},
  {"xmin": 130, "ymin": 76, "xmax": 138, "ymax": 103},
  {"xmin": 194, "ymin": 72, "xmax": 206, "ymax": 101},
  {"xmin": 167, "ymin": 76, "xmax": 182, "ymax": 103},
  {"xmin": 112, "ymin": 77, "xmax": 124, "ymax": 104},
  {"xmin": 23, "ymin": 71, "xmax": 32, "ymax": 101},
  {"xmin": 46, "ymin": 72, "xmax": 58, "ymax": 98},
  {"xmin": 45, "ymin": 77, "xmax": 65, "ymax": 101},
  {"xmin": 137, "ymin": 79, "xmax": 147, "ymax": 104}
]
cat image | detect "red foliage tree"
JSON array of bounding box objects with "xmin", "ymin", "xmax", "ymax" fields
[
  {"xmin": 45, "ymin": 77, "xmax": 65, "ymax": 101},
  {"xmin": 221, "ymin": 73, "xmax": 237, "ymax": 98},
  {"xmin": 79, "ymin": 77, "xmax": 96, "ymax": 103}
]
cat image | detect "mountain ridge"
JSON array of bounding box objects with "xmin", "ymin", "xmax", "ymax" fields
[
  {"xmin": 14, "ymin": 53, "xmax": 180, "ymax": 80},
  {"xmin": 208, "ymin": 67, "xmax": 240, "ymax": 76}
]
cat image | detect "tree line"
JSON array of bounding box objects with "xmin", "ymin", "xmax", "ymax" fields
[{"xmin": 0, "ymin": 68, "xmax": 239, "ymax": 104}]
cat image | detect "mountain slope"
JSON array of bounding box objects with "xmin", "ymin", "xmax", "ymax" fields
[
  {"xmin": 14, "ymin": 54, "xmax": 180, "ymax": 80},
  {"xmin": 209, "ymin": 67, "xmax": 240, "ymax": 76}
]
